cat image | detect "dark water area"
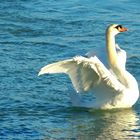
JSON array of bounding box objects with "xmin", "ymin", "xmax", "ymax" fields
[{"xmin": 0, "ymin": 0, "xmax": 140, "ymax": 139}]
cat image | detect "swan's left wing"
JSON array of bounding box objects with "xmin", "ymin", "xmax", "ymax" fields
[
  {"xmin": 38, "ymin": 56, "xmax": 125, "ymax": 93},
  {"xmin": 38, "ymin": 56, "xmax": 99, "ymax": 92},
  {"xmin": 86, "ymin": 47, "xmax": 108, "ymax": 67}
]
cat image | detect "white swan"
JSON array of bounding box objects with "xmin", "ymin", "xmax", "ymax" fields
[{"xmin": 38, "ymin": 24, "xmax": 139, "ymax": 109}]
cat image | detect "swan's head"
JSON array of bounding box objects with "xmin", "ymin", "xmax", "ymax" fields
[{"xmin": 107, "ymin": 24, "xmax": 128, "ymax": 36}]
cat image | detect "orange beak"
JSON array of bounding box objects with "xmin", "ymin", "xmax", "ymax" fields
[{"xmin": 119, "ymin": 27, "xmax": 128, "ymax": 32}]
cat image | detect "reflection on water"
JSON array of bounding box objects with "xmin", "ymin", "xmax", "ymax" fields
[
  {"xmin": 68, "ymin": 108, "xmax": 140, "ymax": 139},
  {"xmin": 0, "ymin": 0, "xmax": 140, "ymax": 139}
]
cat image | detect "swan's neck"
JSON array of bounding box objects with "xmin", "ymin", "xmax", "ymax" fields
[
  {"xmin": 106, "ymin": 32, "xmax": 117, "ymax": 68},
  {"xmin": 106, "ymin": 31, "xmax": 135, "ymax": 88}
]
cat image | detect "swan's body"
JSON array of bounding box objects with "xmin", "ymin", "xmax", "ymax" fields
[{"xmin": 38, "ymin": 24, "xmax": 139, "ymax": 109}]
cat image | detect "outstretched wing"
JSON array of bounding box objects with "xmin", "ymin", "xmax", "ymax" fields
[
  {"xmin": 38, "ymin": 56, "xmax": 125, "ymax": 93},
  {"xmin": 86, "ymin": 47, "xmax": 108, "ymax": 67},
  {"xmin": 86, "ymin": 44, "xmax": 127, "ymax": 70},
  {"xmin": 116, "ymin": 44, "xmax": 127, "ymax": 70}
]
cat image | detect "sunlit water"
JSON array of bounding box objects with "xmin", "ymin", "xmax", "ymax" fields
[{"xmin": 0, "ymin": 0, "xmax": 140, "ymax": 139}]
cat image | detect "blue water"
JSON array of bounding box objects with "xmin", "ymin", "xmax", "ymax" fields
[{"xmin": 0, "ymin": 0, "xmax": 140, "ymax": 139}]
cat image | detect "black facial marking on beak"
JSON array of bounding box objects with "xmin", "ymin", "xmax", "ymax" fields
[
  {"xmin": 115, "ymin": 25, "xmax": 128, "ymax": 32},
  {"xmin": 115, "ymin": 25, "xmax": 122, "ymax": 30}
]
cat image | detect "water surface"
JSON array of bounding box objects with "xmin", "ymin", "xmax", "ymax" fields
[{"xmin": 0, "ymin": 0, "xmax": 140, "ymax": 139}]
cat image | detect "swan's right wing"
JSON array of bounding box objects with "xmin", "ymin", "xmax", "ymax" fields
[
  {"xmin": 116, "ymin": 44, "xmax": 127, "ymax": 70},
  {"xmin": 86, "ymin": 44, "xmax": 127, "ymax": 70},
  {"xmin": 38, "ymin": 56, "xmax": 125, "ymax": 93}
]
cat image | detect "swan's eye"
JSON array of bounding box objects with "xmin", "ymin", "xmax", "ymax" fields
[{"xmin": 115, "ymin": 25, "xmax": 122, "ymax": 29}]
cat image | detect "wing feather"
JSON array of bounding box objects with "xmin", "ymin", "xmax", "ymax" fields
[{"xmin": 38, "ymin": 56, "xmax": 125, "ymax": 93}]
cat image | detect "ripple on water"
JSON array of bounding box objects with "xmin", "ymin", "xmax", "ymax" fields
[{"xmin": 0, "ymin": 0, "xmax": 140, "ymax": 139}]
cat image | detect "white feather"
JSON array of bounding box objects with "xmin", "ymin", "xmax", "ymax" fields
[{"xmin": 38, "ymin": 24, "xmax": 139, "ymax": 109}]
